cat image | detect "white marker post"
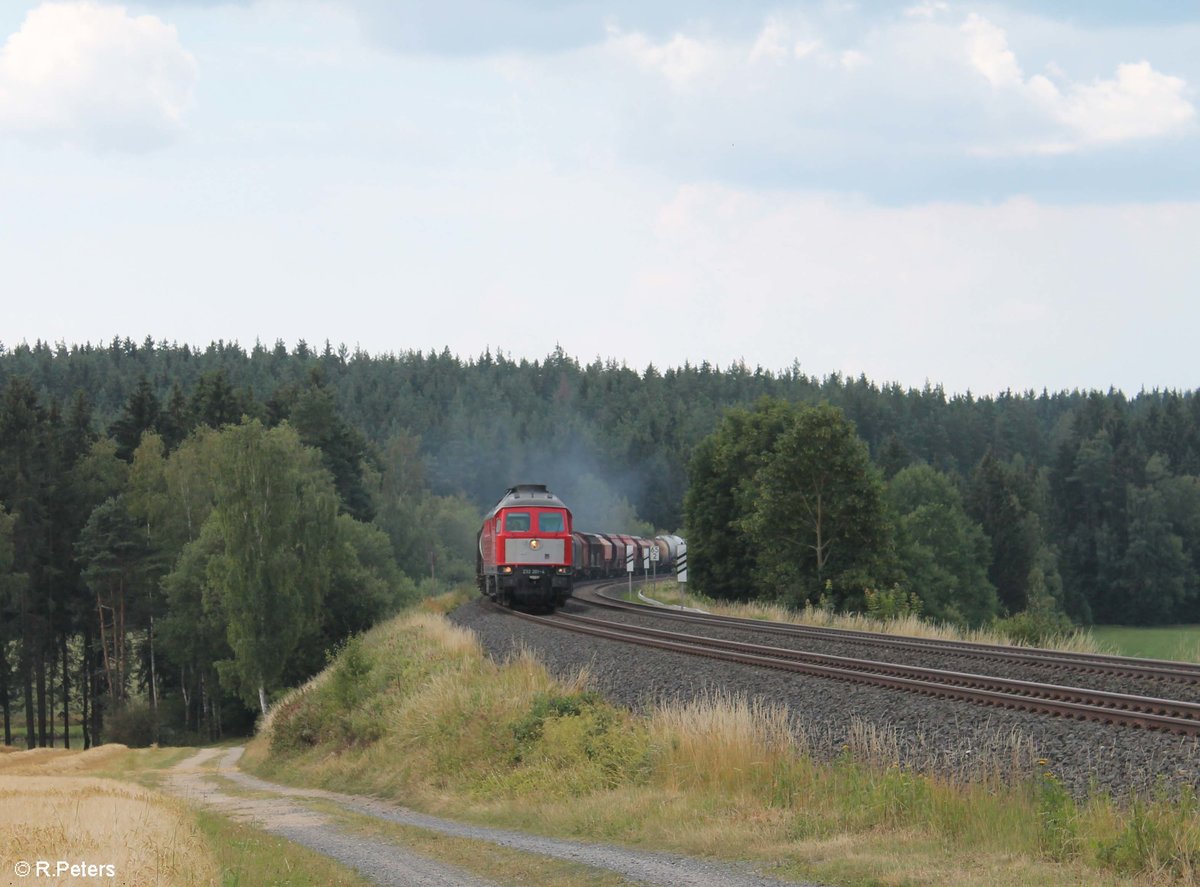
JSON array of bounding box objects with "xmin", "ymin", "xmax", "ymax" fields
[
  {"xmin": 625, "ymin": 543, "xmax": 634, "ymax": 599},
  {"xmin": 675, "ymin": 541, "xmax": 687, "ymax": 606},
  {"xmin": 649, "ymin": 544, "xmax": 659, "ymax": 590}
]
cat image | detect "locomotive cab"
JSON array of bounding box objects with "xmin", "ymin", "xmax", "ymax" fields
[{"xmin": 478, "ymin": 484, "xmax": 574, "ymax": 610}]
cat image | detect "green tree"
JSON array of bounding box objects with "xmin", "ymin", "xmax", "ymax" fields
[
  {"xmin": 0, "ymin": 377, "xmax": 50, "ymax": 747},
  {"xmin": 744, "ymin": 403, "xmax": 892, "ymax": 607},
  {"xmin": 1122, "ymin": 481, "xmax": 1192, "ymax": 624},
  {"xmin": 968, "ymin": 452, "xmax": 1044, "ymax": 614},
  {"xmin": 273, "ymin": 371, "xmax": 375, "ymax": 522},
  {"xmin": 109, "ymin": 378, "xmax": 160, "ymax": 462},
  {"xmin": 203, "ymin": 420, "xmax": 338, "ymax": 713},
  {"xmin": 287, "ymin": 515, "xmax": 415, "ymax": 681},
  {"xmin": 190, "ymin": 370, "xmax": 249, "ymax": 430},
  {"xmin": 887, "ymin": 464, "xmax": 998, "ymax": 626},
  {"xmin": 77, "ymin": 497, "xmax": 152, "ymax": 707},
  {"xmin": 0, "ymin": 508, "xmax": 27, "ymax": 746},
  {"xmin": 683, "ymin": 398, "xmax": 795, "ymax": 601},
  {"xmin": 158, "ymin": 522, "xmax": 231, "ymax": 739}
]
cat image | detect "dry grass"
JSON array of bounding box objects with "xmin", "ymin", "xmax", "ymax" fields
[
  {"xmin": 641, "ymin": 582, "xmax": 1106, "ymax": 653},
  {"xmin": 0, "ymin": 744, "xmax": 132, "ymax": 776},
  {"xmin": 0, "ymin": 770, "xmax": 219, "ymax": 885},
  {"xmin": 252, "ymin": 601, "xmax": 1200, "ymax": 885},
  {"xmin": 652, "ymin": 690, "xmax": 803, "ymax": 798}
]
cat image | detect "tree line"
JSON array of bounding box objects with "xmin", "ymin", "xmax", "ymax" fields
[
  {"xmin": 685, "ymin": 397, "xmax": 1200, "ymax": 631},
  {"xmin": 0, "ymin": 367, "xmax": 479, "ymax": 749},
  {"xmin": 3, "ymin": 337, "xmax": 1200, "ymax": 750}
]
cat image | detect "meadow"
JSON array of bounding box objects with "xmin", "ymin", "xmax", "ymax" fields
[{"xmin": 1091, "ymin": 626, "xmax": 1200, "ymax": 663}]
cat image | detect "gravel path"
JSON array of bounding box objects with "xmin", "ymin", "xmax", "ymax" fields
[
  {"xmin": 451, "ymin": 596, "xmax": 1200, "ymax": 800},
  {"xmin": 167, "ymin": 748, "xmax": 496, "ymax": 887},
  {"xmin": 167, "ymin": 747, "xmax": 819, "ymax": 887}
]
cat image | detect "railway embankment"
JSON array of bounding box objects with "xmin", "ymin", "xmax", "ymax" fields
[{"xmin": 245, "ymin": 591, "xmax": 1200, "ymax": 885}]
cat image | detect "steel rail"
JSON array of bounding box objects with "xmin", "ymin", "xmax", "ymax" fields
[
  {"xmin": 488, "ymin": 597, "xmax": 1200, "ymax": 736},
  {"xmin": 556, "ymin": 610, "xmax": 1200, "ymax": 722},
  {"xmin": 573, "ymin": 584, "xmax": 1200, "ymax": 683}
]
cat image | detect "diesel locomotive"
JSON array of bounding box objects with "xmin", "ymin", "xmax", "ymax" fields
[
  {"xmin": 477, "ymin": 483, "xmax": 685, "ymax": 611},
  {"xmin": 477, "ymin": 484, "xmax": 575, "ymax": 610}
]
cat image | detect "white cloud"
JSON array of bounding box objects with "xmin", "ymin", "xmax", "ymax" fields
[
  {"xmin": 962, "ymin": 14, "xmax": 1022, "ymax": 88},
  {"xmin": 748, "ymin": 17, "xmax": 789, "ymax": 64},
  {"xmin": 904, "ymin": 2, "xmax": 949, "ymax": 20},
  {"xmin": 0, "ymin": 1, "xmax": 197, "ymax": 151},
  {"xmin": 1054, "ymin": 62, "xmax": 1194, "ymax": 144},
  {"xmin": 793, "ymin": 39, "xmax": 821, "ymax": 60},
  {"xmin": 962, "ymin": 14, "xmax": 1194, "ymax": 152},
  {"xmin": 840, "ymin": 49, "xmax": 868, "ymax": 71},
  {"xmin": 604, "ymin": 26, "xmax": 717, "ymax": 87}
]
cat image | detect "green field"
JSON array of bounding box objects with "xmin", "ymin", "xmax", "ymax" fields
[{"xmin": 1091, "ymin": 625, "xmax": 1200, "ymax": 662}]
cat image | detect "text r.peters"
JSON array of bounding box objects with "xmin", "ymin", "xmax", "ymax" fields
[{"xmin": 28, "ymin": 861, "xmax": 116, "ymax": 878}]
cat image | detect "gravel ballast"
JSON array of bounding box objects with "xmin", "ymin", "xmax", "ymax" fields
[{"xmin": 450, "ymin": 596, "xmax": 1200, "ymax": 800}]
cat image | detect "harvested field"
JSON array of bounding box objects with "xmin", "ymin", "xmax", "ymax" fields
[{"xmin": 0, "ymin": 747, "xmax": 219, "ymax": 887}]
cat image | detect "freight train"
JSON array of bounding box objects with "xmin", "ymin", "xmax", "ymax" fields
[{"xmin": 476, "ymin": 484, "xmax": 685, "ymax": 611}]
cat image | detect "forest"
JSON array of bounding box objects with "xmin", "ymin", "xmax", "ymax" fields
[{"xmin": 2, "ymin": 336, "xmax": 1200, "ymax": 749}]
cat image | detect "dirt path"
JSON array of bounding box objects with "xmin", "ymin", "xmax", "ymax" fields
[
  {"xmin": 167, "ymin": 747, "xmax": 818, "ymax": 887},
  {"xmin": 166, "ymin": 748, "xmax": 496, "ymax": 887}
]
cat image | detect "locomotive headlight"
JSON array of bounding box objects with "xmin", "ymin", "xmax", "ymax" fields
[
  {"xmin": 530, "ymin": 539, "xmax": 540, "ymax": 550},
  {"xmin": 501, "ymin": 566, "xmax": 513, "ymax": 574}
]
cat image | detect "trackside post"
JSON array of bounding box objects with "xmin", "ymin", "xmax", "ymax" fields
[
  {"xmin": 676, "ymin": 541, "xmax": 687, "ymax": 605},
  {"xmin": 626, "ymin": 543, "xmax": 634, "ymax": 598}
]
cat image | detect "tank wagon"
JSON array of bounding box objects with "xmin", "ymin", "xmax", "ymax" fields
[{"xmin": 478, "ymin": 484, "xmax": 686, "ymax": 611}]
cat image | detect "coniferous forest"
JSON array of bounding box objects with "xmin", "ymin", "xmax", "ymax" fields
[{"xmin": 3, "ymin": 337, "xmax": 1200, "ymax": 748}]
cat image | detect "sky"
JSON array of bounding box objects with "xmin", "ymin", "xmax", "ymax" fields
[{"xmin": 1, "ymin": 1, "xmax": 1197, "ymax": 395}]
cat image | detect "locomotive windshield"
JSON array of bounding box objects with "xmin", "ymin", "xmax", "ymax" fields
[
  {"xmin": 538, "ymin": 511, "xmax": 565, "ymax": 532},
  {"xmin": 505, "ymin": 512, "xmax": 531, "ymax": 532}
]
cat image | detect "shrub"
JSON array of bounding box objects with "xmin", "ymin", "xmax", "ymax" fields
[
  {"xmin": 863, "ymin": 585, "xmax": 923, "ymax": 620},
  {"xmin": 329, "ymin": 635, "xmax": 375, "ymax": 712},
  {"xmin": 269, "ymin": 695, "xmax": 328, "ymax": 753},
  {"xmin": 105, "ymin": 701, "xmax": 158, "ymax": 748},
  {"xmin": 993, "ymin": 590, "xmax": 1076, "ymax": 646}
]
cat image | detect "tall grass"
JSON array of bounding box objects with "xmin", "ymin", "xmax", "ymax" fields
[
  {"xmin": 640, "ymin": 582, "xmax": 1105, "ymax": 653},
  {"xmin": 253, "ymin": 602, "xmax": 1200, "ymax": 885}
]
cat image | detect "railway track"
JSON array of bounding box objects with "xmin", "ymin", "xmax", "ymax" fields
[
  {"xmin": 486, "ymin": 589, "xmax": 1200, "ymax": 737},
  {"xmin": 572, "ymin": 583, "xmax": 1200, "ymax": 684}
]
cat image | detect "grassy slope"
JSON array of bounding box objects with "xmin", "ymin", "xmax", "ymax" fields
[{"xmin": 246, "ymin": 591, "xmax": 1200, "ymax": 886}]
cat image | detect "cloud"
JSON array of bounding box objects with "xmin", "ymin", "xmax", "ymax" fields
[
  {"xmin": 634, "ymin": 183, "xmax": 1200, "ymax": 392},
  {"xmin": 840, "ymin": 49, "xmax": 868, "ymax": 70},
  {"xmin": 962, "ymin": 13, "xmax": 1195, "ymax": 152},
  {"xmin": 1053, "ymin": 62, "xmax": 1194, "ymax": 144},
  {"xmin": 604, "ymin": 25, "xmax": 719, "ymax": 87},
  {"xmin": 961, "ymin": 14, "xmax": 1022, "ymax": 88},
  {"xmin": 904, "ymin": 2, "xmax": 949, "ymax": 20},
  {"xmin": 0, "ymin": 1, "xmax": 197, "ymax": 152}
]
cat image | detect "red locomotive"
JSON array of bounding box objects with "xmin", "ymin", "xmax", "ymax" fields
[
  {"xmin": 477, "ymin": 483, "xmax": 687, "ymax": 611},
  {"xmin": 477, "ymin": 484, "xmax": 574, "ymax": 610}
]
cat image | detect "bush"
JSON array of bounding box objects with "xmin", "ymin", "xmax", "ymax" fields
[
  {"xmin": 993, "ymin": 590, "xmax": 1075, "ymax": 646},
  {"xmin": 105, "ymin": 701, "xmax": 158, "ymax": 747},
  {"xmin": 329, "ymin": 635, "xmax": 374, "ymax": 712},
  {"xmin": 864, "ymin": 585, "xmax": 923, "ymax": 620}
]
